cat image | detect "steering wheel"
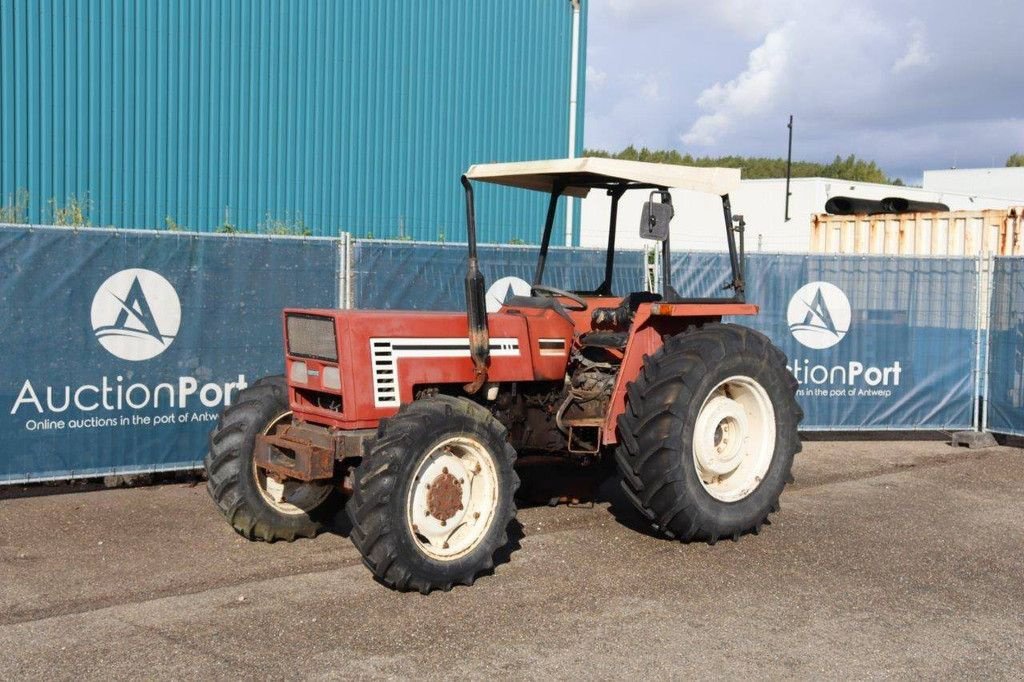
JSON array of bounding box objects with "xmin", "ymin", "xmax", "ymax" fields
[{"xmin": 532, "ymin": 284, "xmax": 588, "ymax": 311}]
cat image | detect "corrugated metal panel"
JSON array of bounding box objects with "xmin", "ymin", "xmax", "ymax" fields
[
  {"xmin": 0, "ymin": 0, "xmax": 586, "ymax": 243},
  {"xmin": 811, "ymin": 208, "xmax": 1024, "ymax": 256}
]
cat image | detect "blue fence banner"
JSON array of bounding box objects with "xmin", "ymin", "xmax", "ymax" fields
[
  {"xmin": 4, "ymin": 228, "xmax": 1021, "ymax": 485},
  {"xmin": 986, "ymin": 257, "xmax": 1024, "ymax": 436},
  {"xmin": 352, "ymin": 240, "xmax": 647, "ymax": 311},
  {"xmin": 0, "ymin": 226, "xmax": 338, "ymax": 484},
  {"xmin": 671, "ymin": 253, "xmax": 980, "ymax": 430}
]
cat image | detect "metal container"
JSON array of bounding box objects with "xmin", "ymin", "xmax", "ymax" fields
[{"xmin": 811, "ymin": 209, "xmax": 1024, "ymax": 256}]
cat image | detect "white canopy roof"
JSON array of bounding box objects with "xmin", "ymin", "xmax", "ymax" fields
[{"xmin": 464, "ymin": 157, "xmax": 741, "ymax": 198}]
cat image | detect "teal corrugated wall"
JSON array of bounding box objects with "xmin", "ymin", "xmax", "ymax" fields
[{"xmin": 0, "ymin": 0, "xmax": 587, "ymax": 243}]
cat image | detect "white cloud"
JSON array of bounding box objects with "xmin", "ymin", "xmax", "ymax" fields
[
  {"xmin": 633, "ymin": 73, "xmax": 661, "ymax": 101},
  {"xmin": 681, "ymin": 25, "xmax": 791, "ymax": 145},
  {"xmin": 603, "ymin": 0, "xmax": 787, "ymax": 37},
  {"xmin": 892, "ymin": 22, "xmax": 931, "ymax": 73},
  {"xmin": 702, "ymin": 0, "xmax": 797, "ymax": 38},
  {"xmin": 679, "ymin": 2, "xmax": 907, "ymax": 146},
  {"xmin": 585, "ymin": 0, "xmax": 1024, "ymax": 175}
]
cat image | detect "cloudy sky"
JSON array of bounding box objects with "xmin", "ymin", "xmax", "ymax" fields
[{"xmin": 584, "ymin": 0, "xmax": 1024, "ymax": 182}]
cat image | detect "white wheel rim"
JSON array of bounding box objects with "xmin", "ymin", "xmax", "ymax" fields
[
  {"xmin": 692, "ymin": 375, "xmax": 776, "ymax": 502},
  {"xmin": 406, "ymin": 436, "xmax": 500, "ymax": 561},
  {"xmin": 253, "ymin": 411, "xmax": 333, "ymax": 515}
]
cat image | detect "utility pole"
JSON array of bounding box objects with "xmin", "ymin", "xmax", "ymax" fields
[{"xmin": 784, "ymin": 115, "xmax": 794, "ymax": 222}]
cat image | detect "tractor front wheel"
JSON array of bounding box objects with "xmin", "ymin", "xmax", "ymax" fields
[
  {"xmin": 346, "ymin": 395, "xmax": 519, "ymax": 593},
  {"xmin": 615, "ymin": 324, "xmax": 802, "ymax": 542},
  {"xmin": 205, "ymin": 375, "xmax": 339, "ymax": 541}
]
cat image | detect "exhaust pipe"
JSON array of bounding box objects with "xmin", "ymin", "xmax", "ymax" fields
[
  {"xmin": 826, "ymin": 195, "xmax": 952, "ymax": 216},
  {"xmin": 824, "ymin": 196, "xmax": 887, "ymax": 215},
  {"xmin": 460, "ymin": 176, "xmax": 489, "ymax": 394},
  {"xmin": 880, "ymin": 197, "xmax": 950, "ymax": 213}
]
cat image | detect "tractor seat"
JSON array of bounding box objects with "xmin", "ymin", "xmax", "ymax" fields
[
  {"xmin": 579, "ymin": 330, "xmax": 628, "ymax": 349},
  {"xmin": 503, "ymin": 295, "xmax": 574, "ymax": 325},
  {"xmin": 590, "ymin": 291, "xmax": 662, "ymax": 329}
]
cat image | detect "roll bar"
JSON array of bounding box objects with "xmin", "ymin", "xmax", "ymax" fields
[{"xmin": 457, "ymin": 176, "xmax": 747, "ymax": 383}]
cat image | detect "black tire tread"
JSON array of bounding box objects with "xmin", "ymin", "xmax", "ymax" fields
[
  {"xmin": 346, "ymin": 395, "xmax": 519, "ymax": 594},
  {"xmin": 616, "ymin": 323, "xmax": 802, "ymax": 542},
  {"xmin": 205, "ymin": 375, "xmax": 336, "ymax": 542}
]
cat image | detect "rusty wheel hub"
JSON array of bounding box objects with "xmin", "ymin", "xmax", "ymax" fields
[
  {"xmin": 407, "ymin": 437, "xmax": 499, "ymax": 561},
  {"xmin": 426, "ymin": 468, "xmax": 464, "ymax": 522}
]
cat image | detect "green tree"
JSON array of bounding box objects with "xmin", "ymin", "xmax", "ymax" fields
[
  {"xmin": 1007, "ymin": 153, "xmax": 1024, "ymax": 167},
  {"xmin": 584, "ymin": 147, "xmax": 898, "ymax": 184}
]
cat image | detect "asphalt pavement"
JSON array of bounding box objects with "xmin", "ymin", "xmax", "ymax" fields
[{"xmin": 1, "ymin": 440, "xmax": 1022, "ymax": 679}]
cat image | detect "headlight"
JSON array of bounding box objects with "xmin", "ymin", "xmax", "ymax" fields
[
  {"xmin": 322, "ymin": 366, "xmax": 341, "ymax": 390},
  {"xmin": 286, "ymin": 314, "xmax": 338, "ymax": 362},
  {"xmin": 289, "ymin": 360, "xmax": 308, "ymax": 384}
]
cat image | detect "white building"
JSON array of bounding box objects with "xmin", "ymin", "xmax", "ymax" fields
[
  {"xmin": 922, "ymin": 167, "xmax": 1024, "ymax": 199},
  {"xmin": 580, "ymin": 172, "xmax": 1024, "ymax": 254}
]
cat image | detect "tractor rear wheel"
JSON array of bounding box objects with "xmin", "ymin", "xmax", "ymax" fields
[
  {"xmin": 346, "ymin": 395, "xmax": 519, "ymax": 593},
  {"xmin": 205, "ymin": 375, "xmax": 339, "ymax": 542},
  {"xmin": 615, "ymin": 324, "xmax": 802, "ymax": 542}
]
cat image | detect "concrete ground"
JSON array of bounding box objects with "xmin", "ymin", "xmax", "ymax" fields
[{"xmin": 1, "ymin": 440, "xmax": 1022, "ymax": 680}]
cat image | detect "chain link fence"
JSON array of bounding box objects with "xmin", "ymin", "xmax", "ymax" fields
[
  {"xmin": 1, "ymin": 224, "xmax": 1022, "ymax": 483},
  {"xmin": 985, "ymin": 257, "xmax": 1024, "ymax": 436},
  {"xmin": 667, "ymin": 252, "xmax": 981, "ymax": 430}
]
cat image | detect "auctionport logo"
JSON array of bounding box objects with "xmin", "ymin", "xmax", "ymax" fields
[
  {"xmin": 11, "ymin": 266, "xmax": 244, "ymax": 426},
  {"xmin": 787, "ymin": 281, "xmax": 851, "ymax": 350},
  {"xmin": 485, "ymin": 276, "xmax": 531, "ymax": 313},
  {"xmin": 785, "ymin": 280, "xmax": 902, "ymax": 397},
  {"xmin": 91, "ymin": 269, "xmax": 181, "ymax": 361}
]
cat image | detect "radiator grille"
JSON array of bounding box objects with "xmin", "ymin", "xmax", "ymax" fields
[{"xmin": 286, "ymin": 314, "xmax": 337, "ymax": 362}]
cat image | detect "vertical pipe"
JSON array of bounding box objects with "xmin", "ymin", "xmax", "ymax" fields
[
  {"xmin": 461, "ymin": 176, "xmax": 489, "ymax": 392},
  {"xmin": 564, "ymin": 0, "xmax": 581, "ymax": 246},
  {"xmin": 534, "ymin": 188, "xmax": 562, "ymax": 285},
  {"xmin": 346, "ymin": 231, "xmax": 356, "ymax": 309},
  {"xmin": 648, "ymin": 245, "xmax": 661, "ymax": 294},
  {"xmin": 601, "ymin": 188, "xmax": 623, "ymax": 293},
  {"xmin": 972, "ymin": 250, "xmax": 984, "ymax": 430},
  {"xmin": 337, "ymin": 233, "xmax": 347, "ymax": 309},
  {"xmin": 785, "ymin": 114, "xmax": 793, "ymax": 222},
  {"xmin": 660, "ymin": 191, "xmax": 674, "ymax": 298},
  {"xmin": 736, "ymin": 214, "xmax": 746, "ymax": 284},
  {"xmin": 981, "ymin": 253, "xmax": 994, "ymax": 432},
  {"xmin": 655, "ymin": 189, "xmax": 679, "ymax": 299},
  {"xmin": 463, "ymin": 177, "xmax": 479, "ymax": 259},
  {"xmin": 661, "ymin": 233, "xmax": 672, "ymax": 298},
  {"xmin": 722, "ymin": 194, "xmax": 743, "ymax": 300}
]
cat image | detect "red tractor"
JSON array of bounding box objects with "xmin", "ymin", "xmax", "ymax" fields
[{"xmin": 205, "ymin": 158, "xmax": 802, "ymax": 593}]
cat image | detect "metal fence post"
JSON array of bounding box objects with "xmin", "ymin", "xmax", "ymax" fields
[
  {"xmin": 337, "ymin": 232, "xmax": 354, "ymax": 309},
  {"xmin": 972, "ymin": 250, "xmax": 984, "ymax": 430},
  {"xmin": 649, "ymin": 244, "xmax": 662, "ymax": 294},
  {"xmin": 982, "ymin": 253, "xmax": 995, "ymax": 432},
  {"xmin": 347, "ymin": 234, "xmax": 356, "ymax": 309}
]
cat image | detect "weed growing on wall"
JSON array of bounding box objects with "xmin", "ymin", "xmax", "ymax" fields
[
  {"xmin": 215, "ymin": 206, "xmax": 237, "ymax": 233},
  {"xmin": 164, "ymin": 215, "xmax": 186, "ymax": 231},
  {"xmin": 258, "ymin": 211, "xmax": 312, "ymax": 236},
  {"xmin": 47, "ymin": 194, "xmax": 92, "ymax": 226},
  {"xmin": 0, "ymin": 188, "xmax": 30, "ymax": 224}
]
